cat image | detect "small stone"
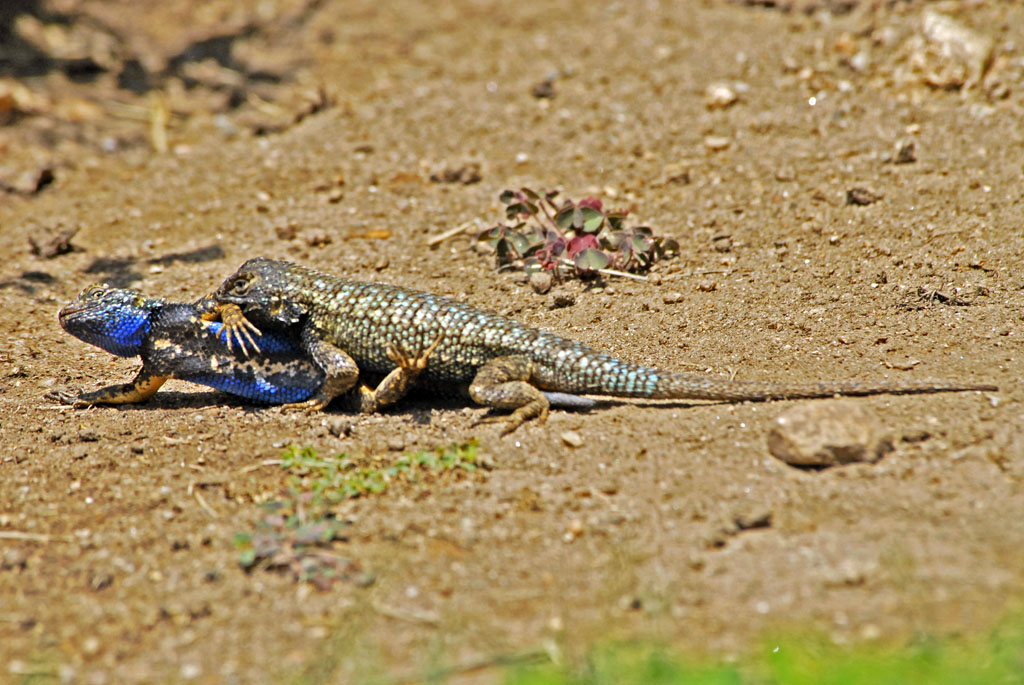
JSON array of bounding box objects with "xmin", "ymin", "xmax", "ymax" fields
[
  {"xmin": 387, "ymin": 436, "xmax": 405, "ymax": 452},
  {"xmin": 917, "ymin": 10, "xmax": 994, "ymax": 90},
  {"xmin": 662, "ymin": 291, "xmax": 685, "ymax": 304},
  {"xmin": 846, "ymin": 187, "xmax": 882, "ymax": 206},
  {"xmin": 301, "ymin": 229, "xmax": 332, "ymax": 247},
  {"xmin": 767, "ymin": 401, "xmax": 893, "ymax": 467},
  {"xmin": 274, "ymin": 223, "xmax": 299, "ymax": 240},
  {"xmin": 28, "ymin": 225, "xmax": 78, "ymax": 258},
  {"xmin": 529, "ymin": 271, "xmax": 553, "ymax": 295},
  {"xmin": 6, "ymin": 164, "xmax": 55, "ymax": 195},
  {"xmin": 374, "ymin": 256, "xmax": 389, "ymax": 271},
  {"xmin": 704, "ymin": 135, "xmax": 731, "ymax": 152},
  {"xmin": 328, "ymin": 419, "xmax": 352, "ymax": 438},
  {"xmin": 531, "ymin": 78, "xmax": 556, "ymax": 99},
  {"xmin": 327, "ymin": 188, "xmax": 344, "ymax": 203},
  {"xmin": 430, "ymin": 162, "xmax": 482, "ymax": 185},
  {"xmin": 697, "ymin": 281, "xmax": 717, "ymax": 293},
  {"xmin": 89, "ymin": 570, "xmax": 114, "ymax": 591},
  {"xmin": 704, "ymin": 82, "xmax": 738, "ymax": 109},
  {"xmin": 774, "ymin": 167, "xmax": 795, "ymax": 182},
  {"xmin": 548, "ymin": 289, "xmax": 576, "ymax": 309},
  {"xmin": 560, "ymin": 430, "xmax": 583, "ymax": 448},
  {"xmin": 1, "ymin": 548, "xmax": 28, "ymax": 571},
  {"xmin": 660, "ymin": 163, "xmax": 690, "ymax": 185},
  {"xmin": 893, "ymin": 141, "xmax": 916, "ymax": 165},
  {"xmin": 734, "ymin": 509, "xmax": 772, "ymax": 531}
]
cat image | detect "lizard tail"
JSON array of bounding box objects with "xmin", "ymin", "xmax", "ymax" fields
[{"xmin": 648, "ymin": 372, "xmax": 998, "ymax": 402}]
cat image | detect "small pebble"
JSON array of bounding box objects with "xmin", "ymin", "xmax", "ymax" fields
[
  {"xmin": 662, "ymin": 291, "xmax": 685, "ymax": 304},
  {"xmin": 704, "ymin": 135, "xmax": 731, "ymax": 152},
  {"xmin": 697, "ymin": 281, "xmax": 717, "ymax": 292},
  {"xmin": 893, "ymin": 141, "xmax": 916, "ymax": 164},
  {"xmin": 846, "ymin": 187, "xmax": 883, "ymax": 206},
  {"xmin": 529, "ymin": 271, "xmax": 553, "ymax": 294},
  {"xmin": 328, "ymin": 419, "xmax": 353, "ymax": 438},
  {"xmin": 561, "ymin": 430, "xmax": 583, "ymax": 447},
  {"xmin": 548, "ymin": 289, "xmax": 576, "ymax": 309},
  {"xmin": 704, "ymin": 82, "xmax": 738, "ymax": 110},
  {"xmin": 387, "ymin": 436, "xmax": 405, "ymax": 452}
]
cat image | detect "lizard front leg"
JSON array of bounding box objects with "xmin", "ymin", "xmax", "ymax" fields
[
  {"xmin": 469, "ymin": 355, "xmax": 550, "ymax": 434},
  {"xmin": 50, "ymin": 367, "xmax": 169, "ymax": 406},
  {"xmin": 280, "ymin": 327, "xmax": 361, "ymax": 411},
  {"xmin": 195, "ymin": 298, "xmax": 262, "ymax": 355}
]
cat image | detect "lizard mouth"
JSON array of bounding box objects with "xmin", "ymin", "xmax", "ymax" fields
[{"xmin": 58, "ymin": 301, "xmax": 90, "ymax": 329}]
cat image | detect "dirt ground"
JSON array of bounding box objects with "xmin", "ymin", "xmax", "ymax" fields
[{"xmin": 2, "ymin": 0, "xmax": 1023, "ymax": 682}]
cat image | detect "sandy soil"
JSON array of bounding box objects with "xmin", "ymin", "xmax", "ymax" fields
[{"xmin": 2, "ymin": 0, "xmax": 1023, "ymax": 681}]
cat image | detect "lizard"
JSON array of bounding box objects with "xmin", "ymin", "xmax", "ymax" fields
[
  {"xmin": 53, "ymin": 283, "xmax": 325, "ymax": 406},
  {"xmin": 209, "ymin": 257, "xmax": 998, "ymax": 433}
]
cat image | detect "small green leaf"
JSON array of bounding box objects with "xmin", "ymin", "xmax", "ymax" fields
[
  {"xmin": 630, "ymin": 234, "xmax": 651, "ymax": 254},
  {"xmin": 507, "ymin": 233, "xmax": 530, "ymax": 255},
  {"xmin": 520, "ymin": 187, "xmax": 540, "ymax": 201},
  {"xmin": 555, "ymin": 206, "xmax": 575, "ymax": 229},
  {"xmin": 499, "ymin": 190, "xmax": 516, "ymax": 204},
  {"xmin": 581, "ymin": 207, "xmax": 604, "ymax": 232},
  {"xmin": 572, "ymin": 207, "xmax": 584, "ymax": 229},
  {"xmin": 574, "ymin": 247, "xmax": 610, "ymax": 271}
]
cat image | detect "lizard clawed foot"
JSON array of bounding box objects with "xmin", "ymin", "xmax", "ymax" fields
[
  {"xmin": 280, "ymin": 397, "xmax": 331, "ymax": 413},
  {"xmin": 472, "ymin": 402, "xmax": 549, "ymax": 435},
  {"xmin": 46, "ymin": 389, "xmax": 85, "ymax": 407},
  {"xmin": 214, "ymin": 305, "xmax": 262, "ymax": 356}
]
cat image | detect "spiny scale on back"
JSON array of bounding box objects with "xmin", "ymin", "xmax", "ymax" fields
[{"xmin": 213, "ymin": 258, "xmax": 997, "ymax": 432}]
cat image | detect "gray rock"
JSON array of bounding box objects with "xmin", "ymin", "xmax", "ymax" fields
[{"xmin": 766, "ymin": 401, "xmax": 893, "ymax": 467}]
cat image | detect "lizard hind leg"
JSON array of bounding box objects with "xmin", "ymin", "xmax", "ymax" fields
[{"xmin": 469, "ymin": 355, "xmax": 550, "ymax": 434}]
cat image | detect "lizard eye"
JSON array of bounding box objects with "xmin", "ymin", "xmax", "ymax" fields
[
  {"xmin": 228, "ymin": 276, "xmax": 251, "ymax": 296},
  {"xmin": 87, "ymin": 285, "xmax": 106, "ymax": 300}
]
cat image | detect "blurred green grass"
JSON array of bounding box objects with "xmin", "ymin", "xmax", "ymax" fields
[{"xmin": 504, "ymin": 615, "xmax": 1024, "ymax": 685}]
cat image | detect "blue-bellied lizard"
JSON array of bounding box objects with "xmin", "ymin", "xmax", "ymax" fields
[
  {"xmin": 53, "ymin": 284, "xmax": 324, "ymax": 406},
  {"xmin": 212, "ymin": 258, "xmax": 997, "ymax": 432}
]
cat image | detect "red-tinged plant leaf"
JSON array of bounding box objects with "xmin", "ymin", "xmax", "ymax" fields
[
  {"xmin": 579, "ymin": 196, "xmax": 603, "ymax": 211},
  {"xmin": 567, "ymin": 233, "xmax": 600, "ymax": 258}
]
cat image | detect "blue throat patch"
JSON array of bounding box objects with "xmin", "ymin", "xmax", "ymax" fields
[{"xmin": 94, "ymin": 305, "xmax": 152, "ymax": 357}]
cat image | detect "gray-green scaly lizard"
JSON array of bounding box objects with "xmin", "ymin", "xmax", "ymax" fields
[{"xmin": 212, "ymin": 258, "xmax": 997, "ymax": 433}]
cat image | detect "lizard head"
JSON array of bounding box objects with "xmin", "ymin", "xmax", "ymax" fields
[
  {"xmin": 216, "ymin": 258, "xmax": 305, "ymax": 325},
  {"xmin": 59, "ymin": 284, "xmax": 160, "ymax": 357}
]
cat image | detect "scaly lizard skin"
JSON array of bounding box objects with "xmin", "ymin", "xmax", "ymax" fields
[
  {"xmin": 54, "ymin": 284, "xmax": 324, "ymax": 406},
  {"xmin": 211, "ymin": 258, "xmax": 997, "ymax": 432}
]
